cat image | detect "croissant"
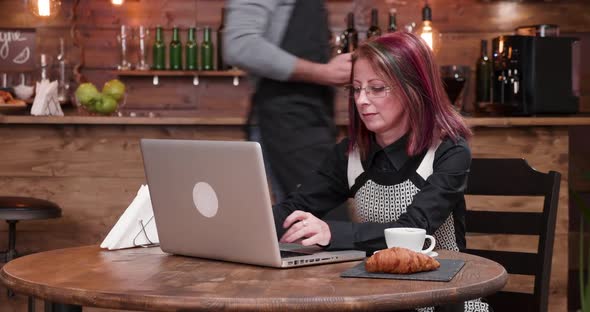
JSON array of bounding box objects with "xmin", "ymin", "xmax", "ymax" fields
[{"xmin": 365, "ymin": 247, "xmax": 440, "ymax": 274}]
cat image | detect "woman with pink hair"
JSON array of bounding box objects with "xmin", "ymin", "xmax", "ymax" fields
[{"xmin": 274, "ymin": 32, "xmax": 488, "ymax": 312}]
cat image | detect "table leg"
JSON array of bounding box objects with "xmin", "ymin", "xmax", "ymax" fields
[{"xmin": 44, "ymin": 301, "xmax": 82, "ymax": 312}]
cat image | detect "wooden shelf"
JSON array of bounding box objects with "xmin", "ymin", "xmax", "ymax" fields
[
  {"xmin": 3, "ymin": 115, "xmax": 590, "ymax": 127},
  {"xmin": 112, "ymin": 69, "xmax": 246, "ymax": 77}
]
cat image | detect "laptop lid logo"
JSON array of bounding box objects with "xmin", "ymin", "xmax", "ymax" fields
[{"xmin": 192, "ymin": 182, "xmax": 218, "ymax": 218}]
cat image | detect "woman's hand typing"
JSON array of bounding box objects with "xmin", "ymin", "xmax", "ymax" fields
[{"xmin": 279, "ymin": 210, "xmax": 331, "ymax": 247}]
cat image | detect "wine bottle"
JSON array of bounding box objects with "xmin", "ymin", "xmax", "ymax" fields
[
  {"xmin": 387, "ymin": 9, "xmax": 398, "ymax": 33},
  {"xmin": 152, "ymin": 26, "xmax": 166, "ymax": 70},
  {"xmin": 341, "ymin": 12, "xmax": 358, "ymax": 53},
  {"xmin": 201, "ymin": 26, "xmax": 214, "ymax": 70},
  {"xmin": 475, "ymin": 39, "xmax": 492, "ymax": 103},
  {"xmin": 169, "ymin": 26, "xmax": 182, "ymax": 70},
  {"xmin": 366, "ymin": 8, "xmax": 381, "ymax": 40},
  {"xmin": 217, "ymin": 8, "xmax": 231, "ymax": 70},
  {"xmin": 186, "ymin": 27, "xmax": 198, "ymax": 70}
]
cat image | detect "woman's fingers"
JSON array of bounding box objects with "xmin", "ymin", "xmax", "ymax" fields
[
  {"xmin": 282, "ymin": 210, "xmax": 310, "ymax": 229},
  {"xmin": 280, "ymin": 211, "xmax": 330, "ymax": 246},
  {"xmin": 280, "ymin": 219, "xmax": 311, "ymax": 243}
]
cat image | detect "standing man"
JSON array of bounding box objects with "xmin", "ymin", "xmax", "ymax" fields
[{"xmin": 224, "ymin": 0, "xmax": 352, "ymax": 203}]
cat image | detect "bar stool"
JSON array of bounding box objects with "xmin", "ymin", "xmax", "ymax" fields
[
  {"xmin": 0, "ymin": 196, "xmax": 62, "ymax": 306},
  {"xmin": 0, "ymin": 196, "xmax": 62, "ymax": 263}
]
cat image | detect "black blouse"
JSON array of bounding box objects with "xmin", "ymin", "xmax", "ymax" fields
[{"xmin": 272, "ymin": 134, "xmax": 471, "ymax": 252}]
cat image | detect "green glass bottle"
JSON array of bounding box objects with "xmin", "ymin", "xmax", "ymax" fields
[
  {"xmin": 201, "ymin": 26, "xmax": 214, "ymax": 71},
  {"xmin": 186, "ymin": 27, "xmax": 198, "ymax": 70},
  {"xmin": 366, "ymin": 8, "xmax": 381, "ymax": 40},
  {"xmin": 169, "ymin": 26, "xmax": 182, "ymax": 70},
  {"xmin": 152, "ymin": 26, "xmax": 166, "ymax": 70},
  {"xmin": 476, "ymin": 39, "xmax": 492, "ymax": 103},
  {"xmin": 387, "ymin": 9, "xmax": 398, "ymax": 33}
]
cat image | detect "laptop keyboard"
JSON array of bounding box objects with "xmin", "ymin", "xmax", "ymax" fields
[{"xmin": 280, "ymin": 250, "xmax": 309, "ymax": 258}]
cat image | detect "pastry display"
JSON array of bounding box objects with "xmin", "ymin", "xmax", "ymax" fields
[
  {"xmin": 7, "ymin": 98, "xmax": 26, "ymax": 105},
  {"xmin": 0, "ymin": 90, "xmax": 12, "ymax": 103},
  {"xmin": 365, "ymin": 247, "xmax": 440, "ymax": 274},
  {"xmin": 0, "ymin": 90, "xmax": 26, "ymax": 105}
]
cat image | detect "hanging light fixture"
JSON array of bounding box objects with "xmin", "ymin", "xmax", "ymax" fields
[
  {"xmin": 111, "ymin": 0, "xmax": 124, "ymax": 5},
  {"xmin": 27, "ymin": 0, "xmax": 61, "ymax": 18},
  {"xmin": 417, "ymin": 1, "xmax": 441, "ymax": 55}
]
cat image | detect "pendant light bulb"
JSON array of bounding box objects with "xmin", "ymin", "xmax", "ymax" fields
[
  {"xmin": 28, "ymin": 0, "xmax": 61, "ymax": 18},
  {"xmin": 111, "ymin": 0, "xmax": 124, "ymax": 6},
  {"xmin": 417, "ymin": 2, "xmax": 441, "ymax": 55}
]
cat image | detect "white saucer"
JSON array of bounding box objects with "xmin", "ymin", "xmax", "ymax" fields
[
  {"xmin": 426, "ymin": 251, "xmax": 439, "ymax": 258},
  {"xmin": 372, "ymin": 250, "xmax": 439, "ymax": 257}
]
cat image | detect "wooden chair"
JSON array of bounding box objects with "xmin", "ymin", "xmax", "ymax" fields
[{"xmin": 464, "ymin": 158, "xmax": 561, "ymax": 312}]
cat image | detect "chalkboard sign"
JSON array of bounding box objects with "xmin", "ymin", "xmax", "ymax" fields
[{"xmin": 0, "ymin": 28, "xmax": 36, "ymax": 71}]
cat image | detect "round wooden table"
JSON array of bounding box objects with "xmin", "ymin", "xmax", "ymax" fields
[{"xmin": 0, "ymin": 245, "xmax": 507, "ymax": 311}]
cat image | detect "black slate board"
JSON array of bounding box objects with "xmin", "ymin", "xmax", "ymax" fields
[{"xmin": 340, "ymin": 259, "xmax": 465, "ymax": 282}]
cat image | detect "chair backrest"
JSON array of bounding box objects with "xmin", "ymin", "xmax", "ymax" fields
[{"xmin": 464, "ymin": 158, "xmax": 561, "ymax": 312}]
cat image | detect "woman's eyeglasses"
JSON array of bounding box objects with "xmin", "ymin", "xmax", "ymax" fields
[{"xmin": 343, "ymin": 85, "xmax": 392, "ymax": 99}]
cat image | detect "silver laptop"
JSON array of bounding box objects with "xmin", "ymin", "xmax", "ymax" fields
[{"xmin": 140, "ymin": 139, "xmax": 366, "ymax": 268}]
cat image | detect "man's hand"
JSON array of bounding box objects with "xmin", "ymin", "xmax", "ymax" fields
[
  {"xmin": 279, "ymin": 210, "xmax": 331, "ymax": 247},
  {"xmin": 290, "ymin": 53, "xmax": 352, "ymax": 86},
  {"xmin": 320, "ymin": 53, "xmax": 353, "ymax": 85}
]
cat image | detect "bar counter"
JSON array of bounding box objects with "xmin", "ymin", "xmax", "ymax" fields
[
  {"xmin": 0, "ymin": 114, "xmax": 589, "ymax": 312},
  {"xmin": 2, "ymin": 114, "xmax": 590, "ymax": 126}
]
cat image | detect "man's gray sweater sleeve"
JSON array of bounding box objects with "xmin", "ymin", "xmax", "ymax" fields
[{"xmin": 223, "ymin": 0, "xmax": 297, "ymax": 81}]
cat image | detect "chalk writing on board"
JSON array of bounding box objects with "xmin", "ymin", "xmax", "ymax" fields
[
  {"xmin": 0, "ymin": 29, "xmax": 36, "ymax": 70},
  {"xmin": 12, "ymin": 47, "xmax": 31, "ymax": 64}
]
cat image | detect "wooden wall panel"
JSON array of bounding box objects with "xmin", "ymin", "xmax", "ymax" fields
[
  {"xmin": 0, "ymin": 124, "xmax": 571, "ymax": 312},
  {"xmin": 1, "ymin": 0, "xmax": 588, "ymax": 113},
  {"xmin": 354, "ymin": 0, "xmax": 590, "ymax": 33},
  {"xmin": 0, "ymin": 0, "xmax": 587, "ymax": 310},
  {"xmin": 471, "ymin": 127, "xmax": 569, "ymax": 239},
  {"xmin": 0, "ymin": 124, "xmax": 245, "ymax": 252},
  {"xmin": 64, "ymin": 26, "xmax": 590, "ymax": 114},
  {"xmin": 118, "ymin": 75, "xmax": 252, "ymax": 112}
]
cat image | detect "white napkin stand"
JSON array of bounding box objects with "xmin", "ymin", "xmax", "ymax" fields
[
  {"xmin": 100, "ymin": 185, "xmax": 159, "ymax": 250},
  {"xmin": 30, "ymin": 79, "xmax": 64, "ymax": 116}
]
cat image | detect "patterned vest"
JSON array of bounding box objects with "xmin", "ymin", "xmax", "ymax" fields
[
  {"xmin": 347, "ymin": 143, "xmax": 489, "ymax": 312},
  {"xmin": 347, "ymin": 142, "xmax": 460, "ymax": 252}
]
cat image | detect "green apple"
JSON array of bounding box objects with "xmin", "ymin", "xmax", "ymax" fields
[
  {"xmin": 102, "ymin": 79, "xmax": 126, "ymax": 101},
  {"xmin": 94, "ymin": 94, "xmax": 118, "ymax": 114},
  {"xmin": 75, "ymin": 83, "xmax": 100, "ymax": 106},
  {"xmin": 85, "ymin": 97, "xmax": 98, "ymax": 112}
]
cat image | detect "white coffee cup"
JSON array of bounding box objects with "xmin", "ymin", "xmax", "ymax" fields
[{"xmin": 384, "ymin": 227, "xmax": 436, "ymax": 254}]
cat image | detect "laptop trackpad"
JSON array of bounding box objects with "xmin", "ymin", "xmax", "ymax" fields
[{"xmin": 279, "ymin": 243, "xmax": 322, "ymax": 255}]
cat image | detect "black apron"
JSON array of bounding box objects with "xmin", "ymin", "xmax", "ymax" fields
[{"xmin": 251, "ymin": 0, "xmax": 336, "ymax": 195}]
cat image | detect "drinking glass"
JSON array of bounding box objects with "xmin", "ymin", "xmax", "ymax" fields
[
  {"xmin": 1, "ymin": 72, "xmax": 12, "ymax": 88},
  {"xmin": 117, "ymin": 25, "xmax": 133, "ymax": 70},
  {"xmin": 136, "ymin": 25, "xmax": 150, "ymax": 71},
  {"xmin": 440, "ymin": 65, "xmax": 470, "ymax": 114}
]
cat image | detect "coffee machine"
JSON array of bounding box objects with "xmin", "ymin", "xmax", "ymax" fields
[{"xmin": 491, "ymin": 35, "xmax": 579, "ymax": 115}]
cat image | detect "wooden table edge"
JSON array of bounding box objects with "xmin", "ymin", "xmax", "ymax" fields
[
  {"xmin": 0, "ymin": 246, "xmax": 509, "ymax": 311},
  {"xmin": 0, "ymin": 273, "xmax": 509, "ymax": 312}
]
